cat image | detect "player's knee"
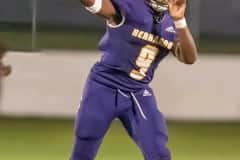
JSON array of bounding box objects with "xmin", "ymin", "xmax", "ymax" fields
[
  {"xmin": 156, "ymin": 146, "xmax": 171, "ymax": 160},
  {"xmin": 146, "ymin": 145, "xmax": 171, "ymax": 160},
  {"xmin": 75, "ymin": 126, "xmax": 98, "ymax": 139},
  {"xmin": 74, "ymin": 114, "xmax": 107, "ymax": 139},
  {"xmin": 70, "ymin": 152, "xmax": 95, "ymax": 160},
  {"xmin": 70, "ymin": 151, "xmax": 93, "ymax": 160},
  {"xmin": 74, "ymin": 120, "xmax": 107, "ymax": 139},
  {"xmin": 70, "ymin": 135, "xmax": 101, "ymax": 160}
]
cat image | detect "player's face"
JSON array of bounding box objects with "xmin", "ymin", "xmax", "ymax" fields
[{"xmin": 147, "ymin": 0, "xmax": 169, "ymax": 13}]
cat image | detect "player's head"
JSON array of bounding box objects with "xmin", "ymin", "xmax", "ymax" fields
[{"xmin": 147, "ymin": 0, "xmax": 168, "ymax": 13}]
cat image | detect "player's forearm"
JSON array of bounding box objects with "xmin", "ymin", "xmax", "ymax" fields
[{"xmin": 177, "ymin": 27, "xmax": 198, "ymax": 64}]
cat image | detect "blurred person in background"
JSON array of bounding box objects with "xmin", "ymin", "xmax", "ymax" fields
[
  {"xmin": 70, "ymin": 0, "xmax": 197, "ymax": 160},
  {"xmin": 0, "ymin": 42, "xmax": 12, "ymax": 98}
]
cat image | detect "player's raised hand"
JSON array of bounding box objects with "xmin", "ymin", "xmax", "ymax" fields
[{"xmin": 168, "ymin": 0, "xmax": 187, "ymax": 20}]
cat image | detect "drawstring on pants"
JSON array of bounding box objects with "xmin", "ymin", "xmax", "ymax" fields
[
  {"xmin": 130, "ymin": 92, "xmax": 148, "ymax": 120},
  {"xmin": 117, "ymin": 89, "xmax": 148, "ymax": 120}
]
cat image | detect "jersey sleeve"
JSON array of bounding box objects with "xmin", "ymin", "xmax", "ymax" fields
[{"xmin": 159, "ymin": 14, "xmax": 178, "ymax": 42}]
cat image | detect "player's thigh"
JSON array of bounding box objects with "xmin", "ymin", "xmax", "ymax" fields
[
  {"xmin": 71, "ymin": 78, "xmax": 116, "ymax": 160},
  {"xmin": 120, "ymin": 88, "xmax": 170, "ymax": 159},
  {"xmin": 74, "ymin": 77, "xmax": 116, "ymax": 139}
]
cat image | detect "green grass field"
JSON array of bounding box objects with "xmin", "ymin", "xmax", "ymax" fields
[{"xmin": 0, "ymin": 117, "xmax": 239, "ymax": 160}]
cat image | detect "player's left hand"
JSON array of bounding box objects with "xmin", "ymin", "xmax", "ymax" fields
[{"xmin": 168, "ymin": 0, "xmax": 187, "ymax": 20}]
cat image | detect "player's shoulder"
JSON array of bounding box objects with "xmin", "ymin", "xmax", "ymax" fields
[
  {"xmin": 111, "ymin": 0, "xmax": 143, "ymax": 10},
  {"xmin": 111, "ymin": 0, "xmax": 148, "ymax": 21}
]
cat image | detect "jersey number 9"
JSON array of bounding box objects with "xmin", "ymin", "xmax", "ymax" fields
[{"xmin": 130, "ymin": 45, "xmax": 159, "ymax": 80}]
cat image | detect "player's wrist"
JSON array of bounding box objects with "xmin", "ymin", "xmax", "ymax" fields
[
  {"xmin": 85, "ymin": 0, "xmax": 103, "ymax": 14},
  {"xmin": 174, "ymin": 17, "xmax": 187, "ymax": 29}
]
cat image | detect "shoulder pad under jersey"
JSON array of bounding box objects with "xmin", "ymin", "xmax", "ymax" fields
[{"xmin": 111, "ymin": 0, "xmax": 145, "ymax": 21}]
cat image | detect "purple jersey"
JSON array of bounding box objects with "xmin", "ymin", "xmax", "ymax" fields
[{"xmin": 91, "ymin": 0, "xmax": 177, "ymax": 91}]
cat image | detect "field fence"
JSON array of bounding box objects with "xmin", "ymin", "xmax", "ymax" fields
[{"xmin": 1, "ymin": 51, "xmax": 240, "ymax": 121}]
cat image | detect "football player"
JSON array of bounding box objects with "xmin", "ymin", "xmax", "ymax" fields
[
  {"xmin": 70, "ymin": 0, "xmax": 197, "ymax": 160},
  {"xmin": 0, "ymin": 43, "xmax": 11, "ymax": 77},
  {"xmin": 0, "ymin": 42, "xmax": 11, "ymax": 100}
]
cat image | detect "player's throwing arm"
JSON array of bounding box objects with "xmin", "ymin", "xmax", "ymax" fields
[{"xmin": 80, "ymin": 0, "xmax": 122, "ymax": 26}]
